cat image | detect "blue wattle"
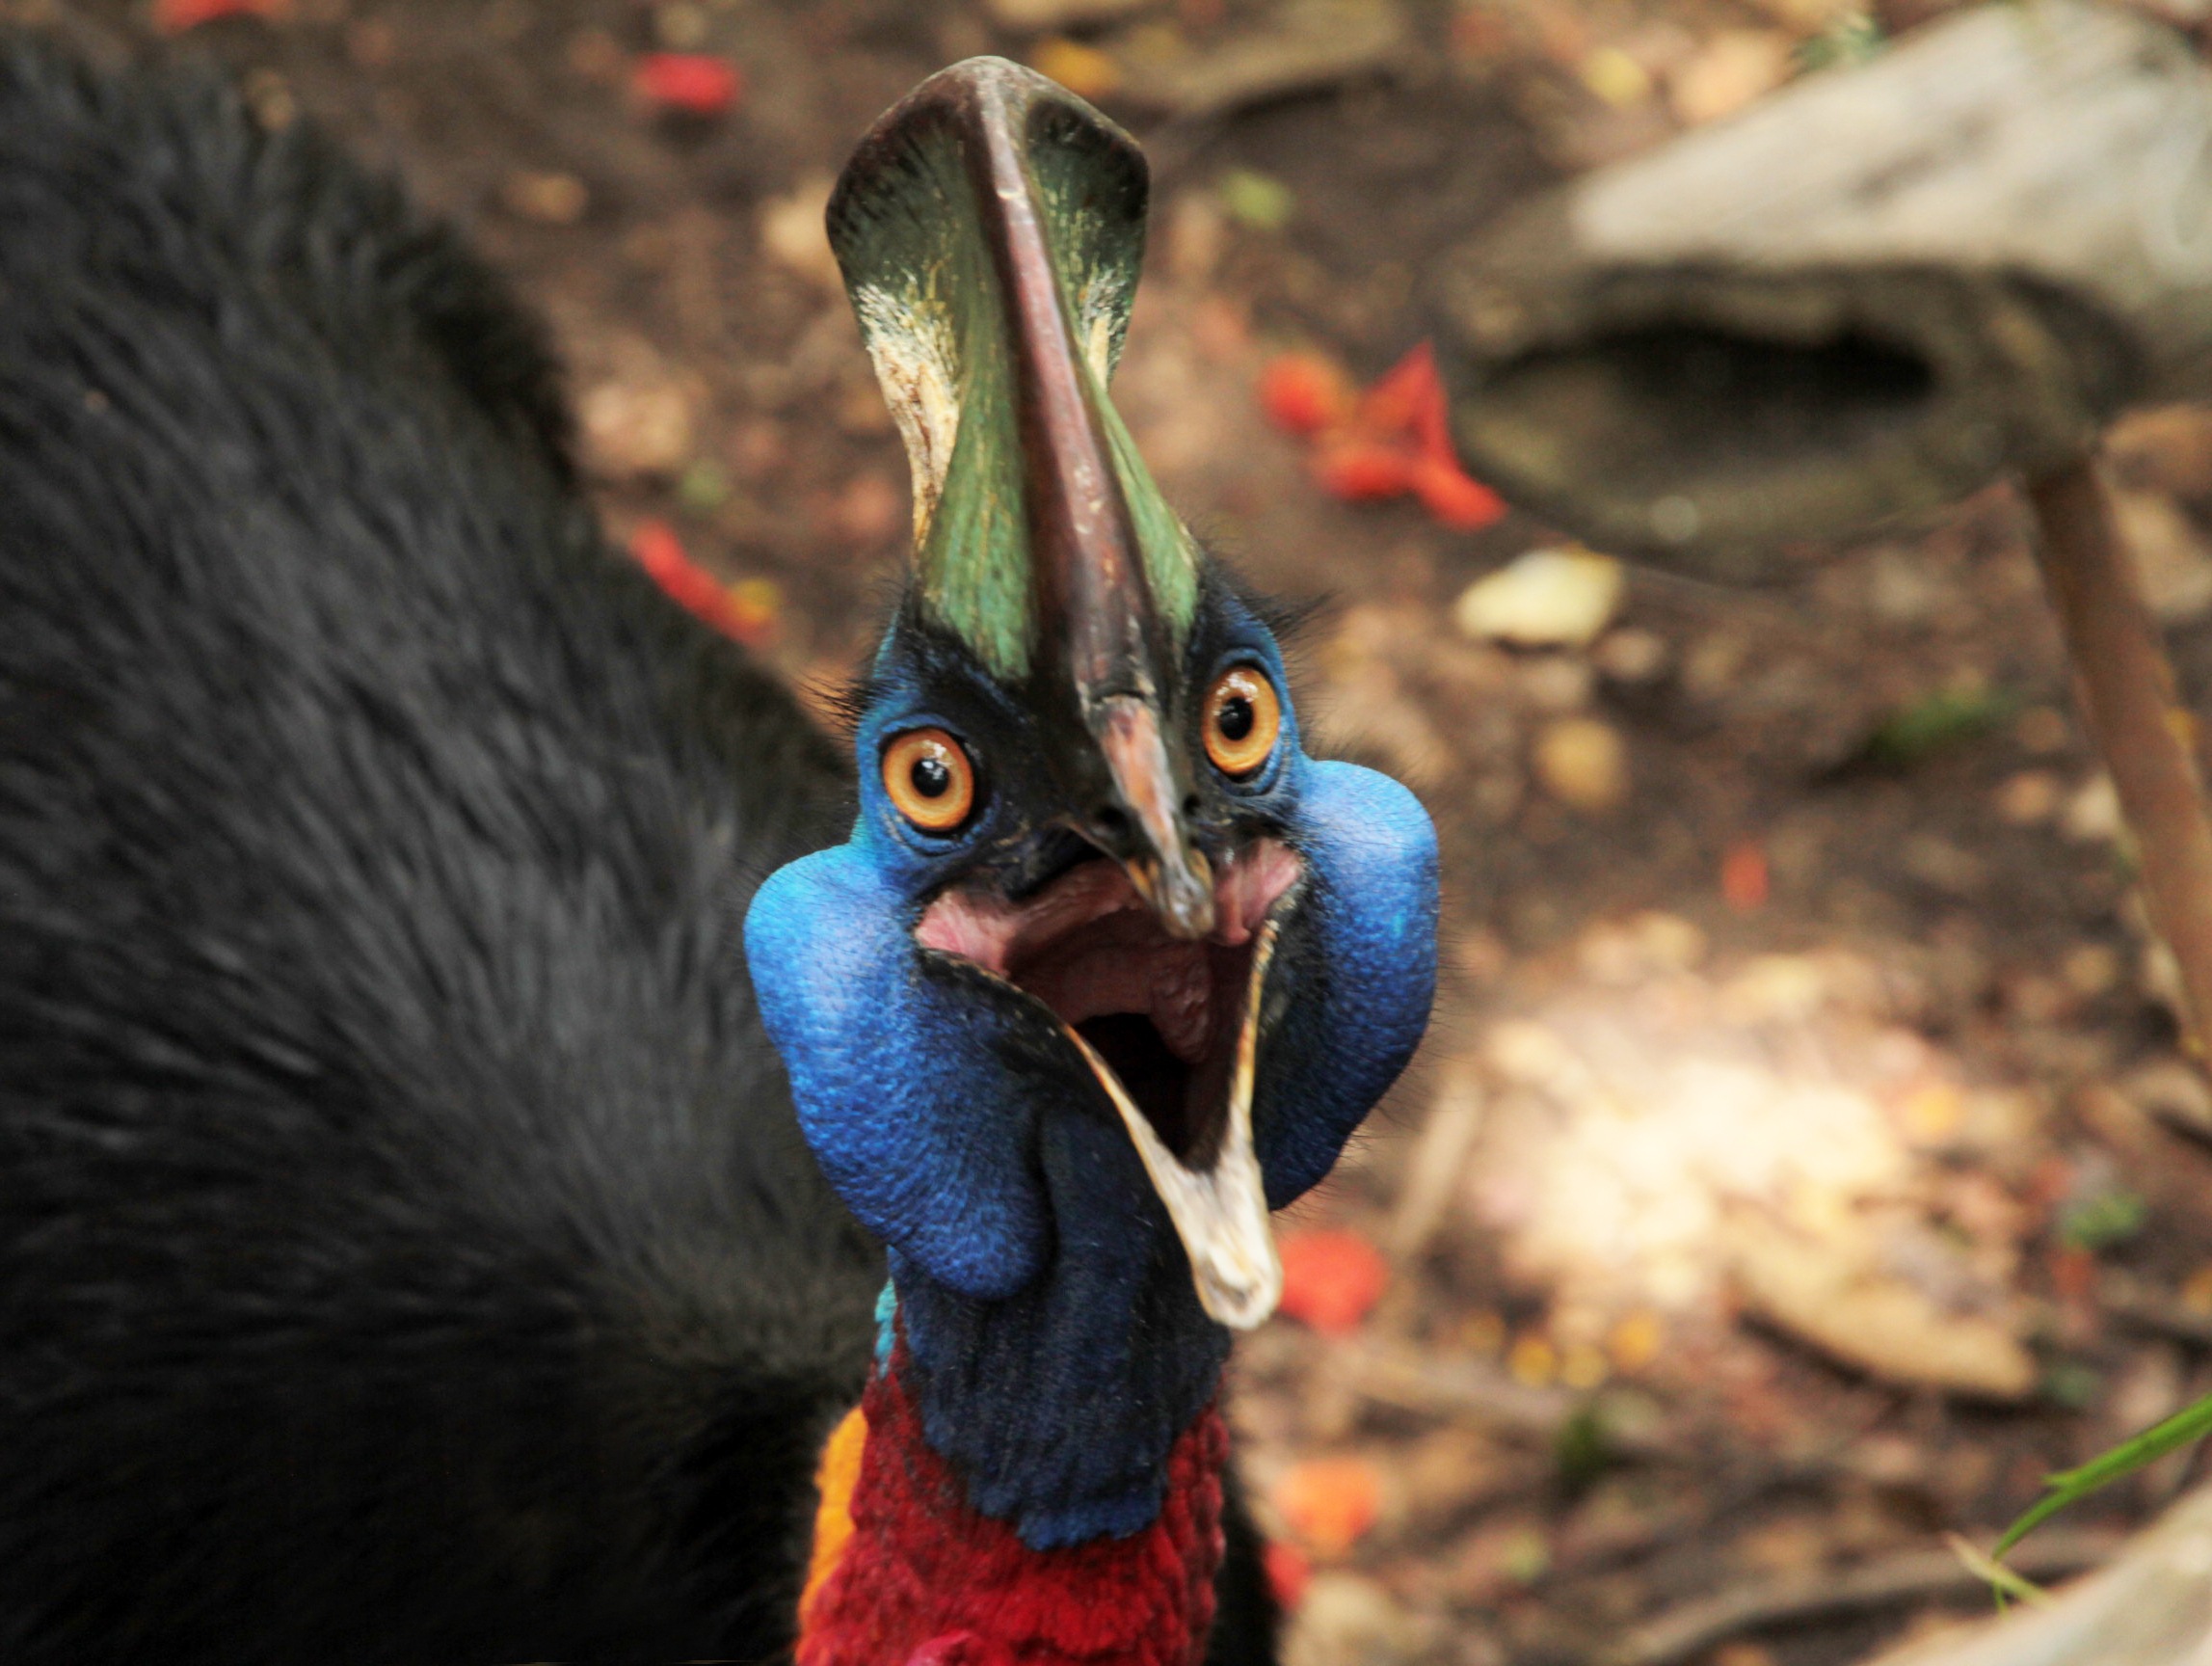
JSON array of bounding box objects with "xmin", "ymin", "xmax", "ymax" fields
[
  {"xmin": 1254, "ymin": 760, "xmax": 1439, "ymax": 1205},
  {"xmin": 746, "ymin": 845, "xmax": 1047, "ymax": 1301}
]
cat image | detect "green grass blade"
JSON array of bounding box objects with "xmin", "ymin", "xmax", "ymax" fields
[{"xmin": 1991, "ymin": 1389, "xmax": 2212, "ymax": 1564}]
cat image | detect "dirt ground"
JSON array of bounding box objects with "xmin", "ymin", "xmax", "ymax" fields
[{"xmin": 18, "ymin": 0, "xmax": 2212, "ymax": 1662}]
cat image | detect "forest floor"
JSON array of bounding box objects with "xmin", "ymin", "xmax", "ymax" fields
[{"xmin": 22, "ymin": 0, "xmax": 2212, "ymax": 1661}]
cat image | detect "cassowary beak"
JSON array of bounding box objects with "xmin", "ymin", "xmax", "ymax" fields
[
  {"xmin": 1094, "ymin": 697, "xmax": 1213, "ymax": 940},
  {"xmin": 833, "ymin": 57, "xmax": 1276, "ymax": 1325}
]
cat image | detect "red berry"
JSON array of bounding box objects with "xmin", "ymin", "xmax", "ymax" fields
[
  {"xmin": 633, "ymin": 53, "xmax": 743, "ymax": 118},
  {"xmin": 1277, "ymin": 1229, "xmax": 1389, "ymax": 1333},
  {"xmin": 1408, "ymin": 453, "xmax": 1506, "ymax": 531},
  {"xmin": 153, "ymin": 0, "xmax": 285, "ymax": 32},
  {"xmin": 1312, "ymin": 440, "xmax": 1417, "ymax": 503},
  {"xmin": 1258, "ymin": 353, "xmax": 1354, "ymax": 437}
]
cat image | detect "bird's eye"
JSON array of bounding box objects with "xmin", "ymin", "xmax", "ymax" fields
[
  {"xmin": 882, "ymin": 728, "xmax": 976, "ymax": 832},
  {"xmin": 1203, "ymin": 667, "xmax": 1281, "ymax": 779}
]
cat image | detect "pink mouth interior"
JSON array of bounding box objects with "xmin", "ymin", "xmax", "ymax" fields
[{"xmin": 916, "ymin": 840, "xmax": 1302, "ymax": 1165}]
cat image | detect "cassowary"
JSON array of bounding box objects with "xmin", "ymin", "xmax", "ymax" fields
[{"xmin": 0, "ymin": 37, "xmax": 1437, "ymax": 1666}]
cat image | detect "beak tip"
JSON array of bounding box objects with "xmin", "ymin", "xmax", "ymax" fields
[{"xmin": 1198, "ymin": 1266, "xmax": 1284, "ymax": 1331}]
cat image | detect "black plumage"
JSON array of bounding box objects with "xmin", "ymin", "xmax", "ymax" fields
[{"xmin": 0, "ymin": 34, "xmax": 893, "ymax": 1663}]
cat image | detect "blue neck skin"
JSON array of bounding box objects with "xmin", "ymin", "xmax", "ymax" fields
[{"xmin": 744, "ymin": 587, "xmax": 1437, "ymax": 1547}]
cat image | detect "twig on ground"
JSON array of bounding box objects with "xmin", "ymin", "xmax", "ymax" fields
[{"xmin": 1601, "ymin": 1531, "xmax": 2120, "ymax": 1666}]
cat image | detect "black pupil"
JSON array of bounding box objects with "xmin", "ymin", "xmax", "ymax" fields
[
  {"xmin": 1217, "ymin": 695, "xmax": 1255, "ymax": 742},
  {"xmin": 910, "ymin": 754, "xmax": 951, "ymax": 798}
]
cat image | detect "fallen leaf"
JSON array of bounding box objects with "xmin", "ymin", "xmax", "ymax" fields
[
  {"xmin": 1273, "ymin": 1457, "xmax": 1383, "ymax": 1558},
  {"xmin": 1277, "ymin": 1229, "xmax": 1389, "ymax": 1333},
  {"xmin": 580, "ymin": 375, "xmax": 696, "ymax": 478},
  {"xmin": 632, "ymin": 53, "xmax": 743, "ymax": 117},
  {"xmin": 1729, "ymin": 1210, "xmax": 2037, "ymax": 1400},
  {"xmin": 502, "ymin": 171, "xmax": 590, "ymax": 226},
  {"xmin": 1452, "ymin": 548, "xmax": 1624, "ymax": 648},
  {"xmin": 1533, "ymin": 717, "xmax": 1629, "ymax": 813},
  {"xmin": 154, "ymin": 0, "xmax": 285, "ymax": 29}
]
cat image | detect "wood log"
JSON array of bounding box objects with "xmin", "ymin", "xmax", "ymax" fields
[
  {"xmin": 1856, "ymin": 1483, "xmax": 2212, "ymax": 1666},
  {"xmin": 1432, "ymin": 0, "xmax": 2212, "ymax": 578}
]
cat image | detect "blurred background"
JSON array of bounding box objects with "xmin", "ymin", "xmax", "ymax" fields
[{"xmin": 13, "ymin": 0, "xmax": 2212, "ymax": 1661}]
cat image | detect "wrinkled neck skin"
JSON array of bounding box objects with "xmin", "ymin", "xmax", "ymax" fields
[{"xmin": 745, "ymin": 584, "xmax": 1439, "ymax": 1614}]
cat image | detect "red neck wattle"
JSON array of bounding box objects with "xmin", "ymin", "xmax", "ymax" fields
[{"xmin": 798, "ymin": 1349, "xmax": 1227, "ymax": 1666}]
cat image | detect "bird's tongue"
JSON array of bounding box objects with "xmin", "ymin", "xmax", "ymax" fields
[{"xmin": 914, "ymin": 840, "xmax": 1299, "ymax": 1329}]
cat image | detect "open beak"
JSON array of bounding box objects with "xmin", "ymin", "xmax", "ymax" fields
[
  {"xmin": 1064, "ymin": 918, "xmax": 1281, "ymax": 1329},
  {"xmin": 916, "ymin": 840, "xmax": 1300, "ymax": 1330}
]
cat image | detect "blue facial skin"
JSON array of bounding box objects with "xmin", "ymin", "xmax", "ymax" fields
[{"xmin": 745, "ymin": 573, "xmax": 1438, "ymax": 1547}]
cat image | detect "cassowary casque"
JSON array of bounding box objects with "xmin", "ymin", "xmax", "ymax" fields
[{"xmin": 0, "ymin": 36, "xmax": 1436, "ymax": 1666}]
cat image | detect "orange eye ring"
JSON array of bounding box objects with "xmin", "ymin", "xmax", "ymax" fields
[
  {"xmin": 882, "ymin": 728, "xmax": 976, "ymax": 833},
  {"xmin": 1203, "ymin": 667, "xmax": 1282, "ymax": 779}
]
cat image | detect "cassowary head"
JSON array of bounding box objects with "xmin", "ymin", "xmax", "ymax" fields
[{"xmin": 743, "ymin": 59, "xmax": 1436, "ymax": 1544}]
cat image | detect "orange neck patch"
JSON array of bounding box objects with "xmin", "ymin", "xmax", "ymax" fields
[{"xmin": 799, "ymin": 1402, "xmax": 870, "ymax": 1627}]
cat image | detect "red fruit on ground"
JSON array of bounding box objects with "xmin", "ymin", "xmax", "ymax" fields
[
  {"xmin": 152, "ymin": 0, "xmax": 285, "ymax": 31},
  {"xmin": 1407, "ymin": 453, "xmax": 1506, "ymax": 531},
  {"xmin": 1281, "ymin": 339, "xmax": 1505, "ymax": 528},
  {"xmin": 633, "ymin": 53, "xmax": 744, "ymax": 117},
  {"xmin": 1277, "ymin": 1228, "xmax": 1389, "ymax": 1333},
  {"xmin": 1720, "ymin": 840, "xmax": 1771, "ymax": 912},
  {"xmin": 1258, "ymin": 353, "xmax": 1355, "ymax": 436},
  {"xmin": 628, "ymin": 519, "xmax": 770, "ymax": 646},
  {"xmin": 1273, "ymin": 1456, "xmax": 1383, "ymax": 1558},
  {"xmin": 1312, "ymin": 440, "xmax": 1416, "ymax": 503},
  {"xmin": 1262, "ymin": 1542, "xmax": 1311, "ymax": 1612},
  {"xmin": 1354, "ymin": 340, "xmax": 1444, "ymax": 440}
]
